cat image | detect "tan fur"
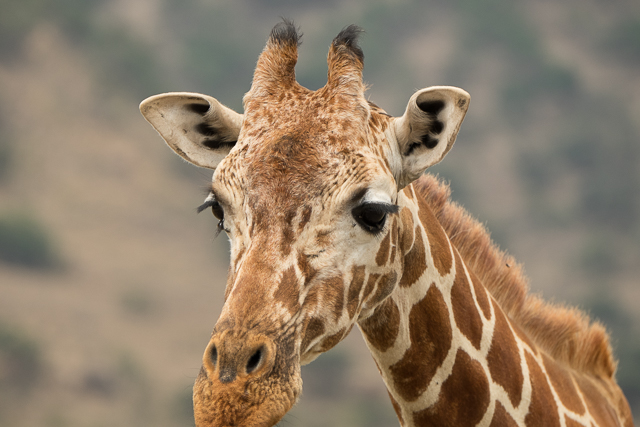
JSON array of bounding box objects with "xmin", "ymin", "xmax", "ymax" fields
[{"xmin": 415, "ymin": 173, "xmax": 616, "ymax": 378}]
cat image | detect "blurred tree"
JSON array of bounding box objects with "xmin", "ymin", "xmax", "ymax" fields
[
  {"xmin": 0, "ymin": 212, "xmax": 59, "ymax": 269},
  {"xmin": 0, "ymin": 322, "xmax": 42, "ymax": 394}
]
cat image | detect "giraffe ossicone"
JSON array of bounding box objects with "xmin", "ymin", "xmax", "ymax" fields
[{"xmin": 140, "ymin": 20, "xmax": 633, "ymax": 427}]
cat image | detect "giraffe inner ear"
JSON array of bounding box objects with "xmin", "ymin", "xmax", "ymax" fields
[
  {"xmin": 393, "ymin": 86, "xmax": 470, "ymax": 189},
  {"xmin": 140, "ymin": 92, "xmax": 243, "ymax": 170}
]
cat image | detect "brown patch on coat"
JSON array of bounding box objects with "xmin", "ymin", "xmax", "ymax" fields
[
  {"xmin": 399, "ymin": 207, "xmax": 415, "ymax": 253},
  {"xmin": 303, "ymin": 281, "xmax": 321, "ymax": 313},
  {"xmin": 297, "ymin": 251, "xmax": 318, "ymax": 285},
  {"xmin": 362, "ymin": 272, "xmax": 380, "ymax": 304},
  {"xmin": 542, "ymin": 354, "xmax": 585, "ymax": 415},
  {"xmin": 323, "ymin": 276, "xmax": 345, "ymax": 323},
  {"xmin": 279, "ymin": 210, "xmax": 296, "ymax": 256},
  {"xmin": 512, "ymin": 321, "xmax": 537, "ymax": 351},
  {"xmin": 368, "ymin": 109, "xmax": 389, "ymax": 132},
  {"xmin": 413, "ymin": 349, "xmax": 490, "ymax": 426},
  {"xmin": 273, "ymin": 266, "xmax": 301, "ymax": 315},
  {"xmin": 469, "ymin": 267, "xmax": 492, "ymax": 320},
  {"xmin": 451, "ymin": 251, "xmax": 483, "ymax": 350},
  {"xmin": 347, "ymin": 265, "xmax": 366, "ymax": 319},
  {"xmin": 366, "ymin": 271, "xmax": 398, "ymax": 307},
  {"xmin": 573, "ymin": 374, "xmax": 622, "ymax": 427},
  {"xmin": 298, "ymin": 205, "xmax": 313, "ymax": 232},
  {"xmin": 398, "ymin": 226, "xmax": 426, "ymax": 288},
  {"xmin": 524, "ymin": 352, "xmax": 561, "ymax": 427},
  {"xmin": 375, "ymin": 230, "xmax": 391, "ymax": 266},
  {"xmin": 415, "ymin": 175, "xmax": 617, "ymax": 379},
  {"xmin": 319, "ymin": 327, "xmax": 346, "ymax": 352},
  {"xmin": 487, "ymin": 300, "xmax": 523, "ymax": 407},
  {"xmin": 417, "ymin": 193, "xmax": 453, "ymax": 276},
  {"xmin": 489, "ymin": 401, "xmax": 518, "ymax": 427},
  {"xmin": 301, "ymin": 317, "xmax": 325, "ymax": 353},
  {"xmin": 359, "ymin": 297, "xmax": 400, "ymax": 352},
  {"xmin": 389, "ymin": 286, "xmax": 451, "ymax": 401}
]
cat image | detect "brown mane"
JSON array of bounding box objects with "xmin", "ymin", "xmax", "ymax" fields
[{"xmin": 414, "ymin": 174, "xmax": 616, "ymax": 378}]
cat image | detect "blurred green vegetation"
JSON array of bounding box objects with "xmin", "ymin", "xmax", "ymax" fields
[
  {"xmin": 0, "ymin": 139, "xmax": 11, "ymax": 183},
  {"xmin": 0, "ymin": 0, "xmax": 163, "ymax": 98},
  {"xmin": 604, "ymin": 18, "xmax": 640, "ymax": 64},
  {"xmin": 0, "ymin": 322, "xmax": 42, "ymax": 394},
  {"xmin": 0, "ymin": 212, "xmax": 59, "ymax": 269}
]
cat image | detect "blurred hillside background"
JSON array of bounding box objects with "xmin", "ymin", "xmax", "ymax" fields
[{"xmin": 0, "ymin": 0, "xmax": 639, "ymax": 425}]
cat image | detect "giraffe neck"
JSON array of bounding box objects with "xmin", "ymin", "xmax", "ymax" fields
[{"xmin": 358, "ymin": 183, "xmax": 631, "ymax": 427}]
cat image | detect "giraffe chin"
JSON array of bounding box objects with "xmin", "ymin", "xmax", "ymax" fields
[{"xmin": 192, "ymin": 366, "xmax": 302, "ymax": 427}]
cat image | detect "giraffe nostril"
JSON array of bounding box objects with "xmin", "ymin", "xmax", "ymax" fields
[
  {"xmin": 210, "ymin": 345, "xmax": 218, "ymax": 367},
  {"xmin": 246, "ymin": 347, "xmax": 263, "ymax": 374}
]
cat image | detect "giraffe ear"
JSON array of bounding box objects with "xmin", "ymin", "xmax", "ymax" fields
[
  {"xmin": 140, "ymin": 92, "xmax": 243, "ymax": 169},
  {"xmin": 393, "ymin": 86, "xmax": 470, "ymax": 188}
]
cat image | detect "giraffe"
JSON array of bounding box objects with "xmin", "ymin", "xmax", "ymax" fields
[{"xmin": 140, "ymin": 21, "xmax": 634, "ymax": 427}]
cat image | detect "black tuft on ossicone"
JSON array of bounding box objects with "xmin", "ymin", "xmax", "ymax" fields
[
  {"xmin": 332, "ymin": 24, "xmax": 365, "ymax": 63},
  {"xmin": 269, "ymin": 18, "xmax": 302, "ymax": 47}
]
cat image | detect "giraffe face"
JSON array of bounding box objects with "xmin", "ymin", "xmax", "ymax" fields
[
  {"xmin": 140, "ymin": 21, "xmax": 469, "ymax": 427},
  {"xmin": 187, "ymin": 102, "xmax": 403, "ymax": 426},
  {"xmin": 209, "ymin": 102, "xmax": 402, "ymax": 354}
]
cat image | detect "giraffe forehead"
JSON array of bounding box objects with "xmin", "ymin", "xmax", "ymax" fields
[
  {"xmin": 216, "ymin": 90, "xmax": 395, "ymax": 199},
  {"xmin": 215, "ymin": 134, "xmax": 390, "ymax": 211}
]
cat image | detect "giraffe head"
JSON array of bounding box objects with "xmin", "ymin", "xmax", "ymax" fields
[{"xmin": 141, "ymin": 21, "xmax": 469, "ymax": 427}]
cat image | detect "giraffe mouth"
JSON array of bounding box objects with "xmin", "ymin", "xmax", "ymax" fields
[
  {"xmin": 192, "ymin": 361, "xmax": 302, "ymax": 427},
  {"xmin": 192, "ymin": 325, "xmax": 303, "ymax": 427}
]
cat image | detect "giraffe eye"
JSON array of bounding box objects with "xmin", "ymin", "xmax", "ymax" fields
[
  {"xmin": 197, "ymin": 197, "xmax": 226, "ymax": 235},
  {"xmin": 197, "ymin": 198, "xmax": 224, "ymax": 221},
  {"xmin": 209, "ymin": 200, "xmax": 224, "ymax": 221},
  {"xmin": 352, "ymin": 202, "xmax": 399, "ymax": 234}
]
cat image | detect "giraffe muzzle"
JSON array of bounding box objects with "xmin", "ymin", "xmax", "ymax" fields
[
  {"xmin": 203, "ymin": 330, "xmax": 277, "ymax": 385},
  {"xmin": 193, "ymin": 328, "xmax": 302, "ymax": 427}
]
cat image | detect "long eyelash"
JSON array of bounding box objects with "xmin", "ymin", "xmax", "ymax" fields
[
  {"xmin": 214, "ymin": 220, "xmax": 224, "ymax": 239},
  {"xmin": 196, "ymin": 199, "xmax": 216, "ymax": 214},
  {"xmin": 362, "ymin": 202, "xmax": 400, "ymax": 215}
]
